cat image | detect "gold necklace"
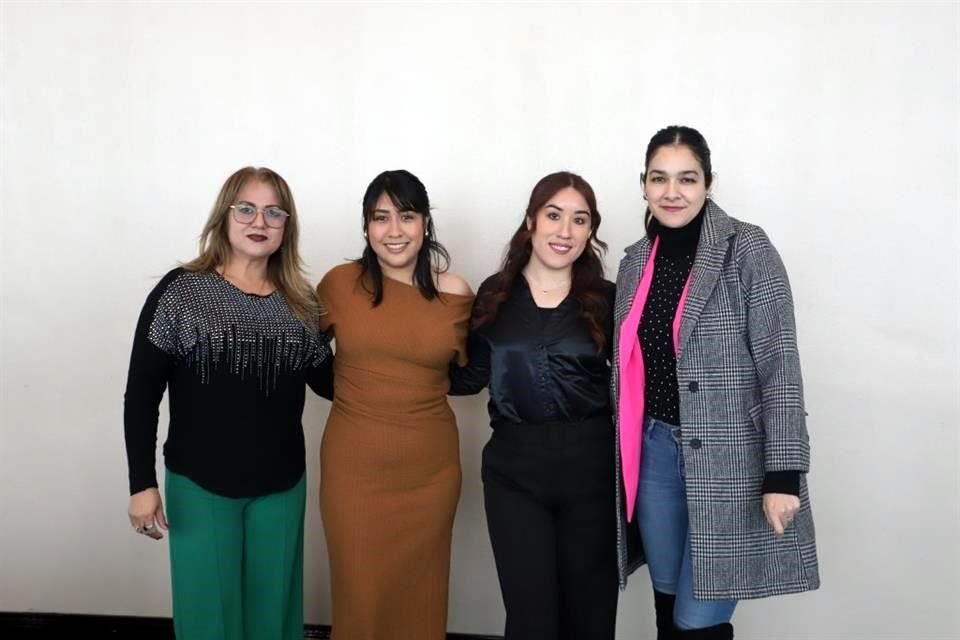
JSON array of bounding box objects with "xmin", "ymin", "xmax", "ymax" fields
[
  {"xmin": 539, "ymin": 281, "xmax": 570, "ymax": 293},
  {"xmin": 525, "ymin": 272, "xmax": 571, "ymax": 294}
]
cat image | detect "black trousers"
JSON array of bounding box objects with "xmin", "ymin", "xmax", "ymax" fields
[{"xmin": 482, "ymin": 417, "xmax": 619, "ymax": 640}]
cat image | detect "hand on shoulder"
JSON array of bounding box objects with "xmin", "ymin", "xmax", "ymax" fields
[{"xmin": 436, "ymin": 271, "xmax": 473, "ymax": 297}]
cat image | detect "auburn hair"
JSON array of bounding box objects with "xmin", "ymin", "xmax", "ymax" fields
[{"xmin": 472, "ymin": 171, "xmax": 609, "ymax": 352}]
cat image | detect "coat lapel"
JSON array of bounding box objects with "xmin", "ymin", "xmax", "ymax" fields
[
  {"xmin": 676, "ymin": 201, "xmax": 736, "ymax": 359},
  {"xmin": 616, "ymin": 237, "xmax": 652, "ymax": 333}
]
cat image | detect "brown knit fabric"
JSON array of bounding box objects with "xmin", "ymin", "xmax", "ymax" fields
[{"xmin": 316, "ymin": 263, "xmax": 472, "ymax": 640}]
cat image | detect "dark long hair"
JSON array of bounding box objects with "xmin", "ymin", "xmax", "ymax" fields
[
  {"xmin": 355, "ymin": 169, "xmax": 451, "ymax": 306},
  {"xmin": 472, "ymin": 171, "xmax": 610, "ymax": 352},
  {"xmin": 642, "ymin": 125, "xmax": 713, "ymax": 229}
]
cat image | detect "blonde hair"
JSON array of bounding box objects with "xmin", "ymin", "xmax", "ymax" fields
[{"xmin": 182, "ymin": 167, "xmax": 319, "ymax": 326}]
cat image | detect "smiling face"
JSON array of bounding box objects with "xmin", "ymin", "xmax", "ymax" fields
[
  {"xmin": 226, "ymin": 179, "xmax": 285, "ymax": 262},
  {"xmin": 365, "ymin": 191, "xmax": 426, "ymax": 277},
  {"xmin": 644, "ymin": 144, "xmax": 708, "ymax": 229},
  {"xmin": 526, "ymin": 186, "xmax": 593, "ymax": 273}
]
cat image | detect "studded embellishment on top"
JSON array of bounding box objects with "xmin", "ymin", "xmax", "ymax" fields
[{"xmin": 148, "ymin": 271, "xmax": 329, "ymax": 393}]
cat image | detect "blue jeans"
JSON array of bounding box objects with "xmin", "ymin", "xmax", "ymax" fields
[{"xmin": 636, "ymin": 417, "xmax": 737, "ymax": 630}]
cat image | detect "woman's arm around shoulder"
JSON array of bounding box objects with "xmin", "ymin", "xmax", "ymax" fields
[
  {"xmin": 447, "ymin": 274, "xmax": 499, "ymax": 396},
  {"xmin": 305, "ymin": 327, "xmax": 335, "ymax": 401},
  {"xmin": 316, "ymin": 263, "xmax": 357, "ymax": 332}
]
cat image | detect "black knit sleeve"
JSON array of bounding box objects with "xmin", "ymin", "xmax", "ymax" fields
[
  {"xmin": 122, "ymin": 270, "xmax": 180, "ymax": 495},
  {"xmin": 448, "ymin": 278, "xmax": 493, "ymax": 396},
  {"xmin": 448, "ymin": 331, "xmax": 490, "ymax": 396},
  {"xmin": 306, "ymin": 330, "xmax": 335, "ymax": 401}
]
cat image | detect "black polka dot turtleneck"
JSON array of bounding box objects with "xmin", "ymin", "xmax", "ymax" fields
[{"xmin": 638, "ymin": 208, "xmax": 704, "ymax": 426}]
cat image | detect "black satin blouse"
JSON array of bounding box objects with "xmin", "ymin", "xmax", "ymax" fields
[{"xmin": 449, "ymin": 275, "xmax": 615, "ymax": 426}]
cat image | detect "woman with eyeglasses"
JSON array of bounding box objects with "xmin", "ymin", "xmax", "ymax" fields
[
  {"xmin": 449, "ymin": 172, "xmax": 619, "ymax": 640},
  {"xmin": 612, "ymin": 126, "xmax": 820, "ymax": 639},
  {"xmin": 315, "ymin": 169, "xmax": 473, "ymax": 640},
  {"xmin": 122, "ymin": 166, "xmax": 333, "ymax": 640}
]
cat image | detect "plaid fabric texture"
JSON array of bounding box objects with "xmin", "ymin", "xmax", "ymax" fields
[{"xmin": 611, "ymin": 201, "xmax": 820, "ymax": 599}]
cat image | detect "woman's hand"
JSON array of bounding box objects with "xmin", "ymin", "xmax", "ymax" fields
[
  {"xmin": 763, "ymin": 492, "xmax": 800, "ymax": 536},
  {"xmin": 128, "ymin": 488, "xmax": 168, "ymax": 540}
]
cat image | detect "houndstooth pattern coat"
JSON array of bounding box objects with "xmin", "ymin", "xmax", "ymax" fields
[{"xmin": 611, "ymin": 200, "xmax": 820, "ymax": 599}]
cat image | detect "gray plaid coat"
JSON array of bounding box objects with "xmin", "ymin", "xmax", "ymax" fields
[{"xmin": 611, "ymin": 201, "xmax": 820, "ymax": 600}]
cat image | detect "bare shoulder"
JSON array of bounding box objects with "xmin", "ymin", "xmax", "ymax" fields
[{"xmin": 435, "ymin": 271, "xmax": 474, "ymax": 297}]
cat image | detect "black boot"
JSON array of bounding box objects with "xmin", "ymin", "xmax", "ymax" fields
[
  {"xmin": 674, "ymin": 622, "xmax": 734, "ymax": 639},
  {"xmin": 653, "ymin": 591, "xmax": 677, "ymax": 640}
]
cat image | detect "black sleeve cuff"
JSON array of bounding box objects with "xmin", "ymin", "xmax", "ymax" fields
[
  {"xmin": 130, "ymin": 476, "xmax": 159, "ymax": 496},
  {"xmin": 762, "ymin": 471, "xmax": 800, "ymax": 496},
  {"xmin": 306, "ymin": 354, "xmax": 335, "ymax": 401},
  {"xmin": 448, "ymin": 361, "xmax": 487, "ymax": 396}
]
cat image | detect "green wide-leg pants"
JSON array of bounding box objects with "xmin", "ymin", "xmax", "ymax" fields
[{"xmin": 165, "ymin": 469, "xmax": 305, "ymax": 640}]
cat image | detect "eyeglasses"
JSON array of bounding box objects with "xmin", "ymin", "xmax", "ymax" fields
[{"xmin": 229, "ymin": 202, "xmax": 290, "ymax": 228}]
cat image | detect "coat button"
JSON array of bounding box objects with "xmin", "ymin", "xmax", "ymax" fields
[
  {"xmin": 688, "ymin": 381, "xmax": 699, "ymax": 393},
  {"xmin": 690, "ymin": 438, "xmax": 702, "ymax": 450}
]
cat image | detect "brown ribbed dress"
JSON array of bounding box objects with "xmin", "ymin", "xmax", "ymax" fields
[{"xmin": 315, "ymin": 263, "xmax": 473, "ymax": 640}]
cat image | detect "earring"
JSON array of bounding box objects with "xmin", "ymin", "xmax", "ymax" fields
[
  {"xmin": 362, "ymin": 231, "xmax": 367, "ymax": 239},
  {"xmin": 425, "ymin": 231, "xmax": 430, "ymax": 238},
  {"xmin": 642, "ymin": 194, "xmax": 648, "ymax": 201}
]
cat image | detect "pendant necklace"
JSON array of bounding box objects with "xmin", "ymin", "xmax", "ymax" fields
[{"xmin": 526, "ymin": 271, "xmax": 571, "ymax": 294}]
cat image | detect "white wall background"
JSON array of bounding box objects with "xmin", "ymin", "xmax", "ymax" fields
[{"xmin": 1, "ymin": 1, "xmax": 957, "ymax": 638}]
